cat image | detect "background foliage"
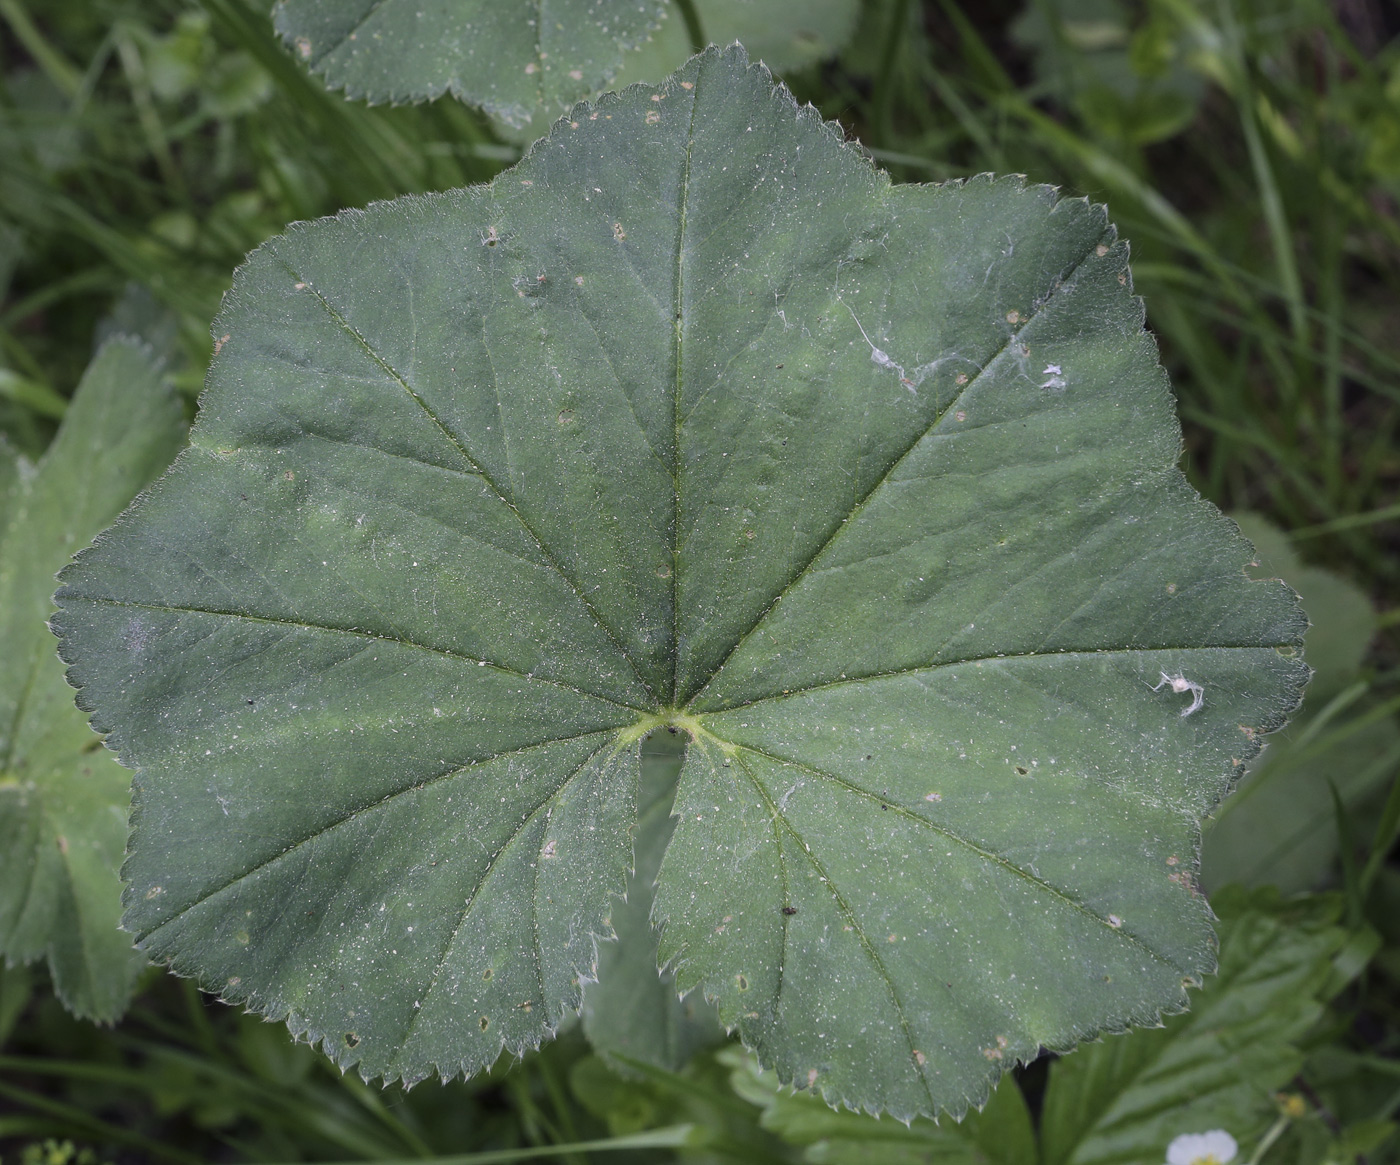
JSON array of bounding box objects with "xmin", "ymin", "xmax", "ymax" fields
[{"xmin": 0, "ymin": 0, "xmax": 1398, "ymax": 1160}]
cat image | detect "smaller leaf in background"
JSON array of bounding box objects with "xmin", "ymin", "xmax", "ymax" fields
[
  {"xmin": 0, "ymin": 67, "xmax": 84, "ymax": 177},
  {"xmin": 0, "ymin": 337, "xmax": 185, "ymax": 1021},
  {"xmin": 92, "ymin": 284, "xmax": 184, "ymax": 371},
  {"xmin": 270, "ymin": 0, "xmax": 668, "ymax": 123},
  {"xmin": 276, "ymin": 0, "xmax": 860, "ymax": 140},
  {"xmin": 726, "ymin": 1045, "xmax": 1036, "ymax": 1165},
  {"xmin": 1202, "ymin": 513, "xmax": 1399, "ymax": 894},
  {"xmin": 582, "ymin": 728, "xmax": 725, "ymax": 1072},
  {"xmin": 612, "ymin": 0, "xmax": 862, "ymax": 79},
  {"xmin": 1038, "ymin": 887, "xmax": 1362, "ymax": 1165},
  {"xmin": 1011, "ymin": 0, "xmax": 1205, "ymax": 146}
]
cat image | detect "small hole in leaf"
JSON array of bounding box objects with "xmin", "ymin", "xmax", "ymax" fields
[
  {"xmin": 1014, "ymin": 765, "xmax": 1029, "ymax": 775},
  {"xmin": 345, "ymin": 1032, "xmax": 359, "ymax": 1048},
  {"xmin": 735, "ymin": 973, "xmax": 749, "ymax": 992},
  {"xmin": 482, "ymin": 967, "xmax": 493, "ymax": 980},
  {"xmin": 557, "ymin": 409, "xmax": 575, "ymax": 425},
  {"xmin": 479, "ymin": 1016, "xmax": 490, "ymax": 1031}
]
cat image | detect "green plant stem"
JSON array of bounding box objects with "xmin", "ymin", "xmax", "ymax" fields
[
  {"xmin": 673, "ymin": 0, "xmax": 704, "ymax": 53},
  {"xmin": 1360, "ymin": 762, "xmax": 1400, "ymax": 896},
  {"xmin": 1291, "ymin": 502, "xmax": 1400, "ymax": 540},
  {"xmin": 0, "ymin": 368, "xmax": 66, "ymax": 418},
  {"xmin": 0, "ymin": 1078, "xmax": 202, "ymax": 1163},
  {"xmin": 0, "ymin": 0, "xmax": 82, "ymax": 96},
  {"xmin": 1246, "ymin": 1114, "xmax": 1290, "ymax": 1165},
  {"xmin": 260, "ymin": 1125, "xmax": 695, "ymax": 1165},
  {"xmin": 873, "ymin": 0, "xmax": 913, "ymax": 143},
  {"xmin": 113, "ymin": 22, "xmax": 185, "ymax": 197}
]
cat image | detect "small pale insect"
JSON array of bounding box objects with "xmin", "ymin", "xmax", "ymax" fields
[{"xmin": 1153, "ymin": 671, "xmax": 1204, "ymax": 717}]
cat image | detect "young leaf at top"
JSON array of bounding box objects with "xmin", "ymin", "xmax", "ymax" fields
[
  {"xmin": 54, "ymin": 48, "xmax": 1307, "ymax": 1118},
  {"xmin": 1, "ymin": 338, "xmax": 185, "ymax": 1020},
  {"xmin": 272, "ymin": 0, "xmax": 858, "ymax": 128},
  {"xmin": 271, "ymin": 0, "xmax": 668, "ymax": 121}
]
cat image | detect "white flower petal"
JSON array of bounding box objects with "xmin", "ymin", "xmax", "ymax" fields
[{"xmin": 1166, "ymin": 1130, "xmax": 1238, "ymax": 1165}]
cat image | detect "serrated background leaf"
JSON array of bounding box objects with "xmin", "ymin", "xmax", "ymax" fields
[
  {"xmin": 728, "ymin": 1045, "xmax": 1036, "ymax": 1165},
  {"xmin": 1038, "ymin": 890, "xmax": 1352, "ymax": 1165},
  {"xmin": 0, "ymin": 338, "xmax": 184, "ymax": 1020},
  {"xmin": 55, "ymin": 48, "xmax": 1306, "ymax": 1116},
  {"xmin": 1202, "ymin": 513, "xmax": 1398, "ymax": 893}
]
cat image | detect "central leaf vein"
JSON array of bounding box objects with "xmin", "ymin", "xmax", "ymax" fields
[{"xmin": 669, "ymin": 63, "xmax": 701, "ymax": 706}]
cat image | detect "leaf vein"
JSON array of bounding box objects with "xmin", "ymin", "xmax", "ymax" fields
[
  {"xmin": 730, "ymin": 740, "xmax": 1182, "ymax": 970},
  {"xmin": 734, "ymin": 750, "xmax": 936, "ymax": 1110},
  {"xmin": 65, "ymin": 597, "xmax": 645, "ymax": 713},
  {"xmin": 684, "ymin": 231, "xmax": 1108, "ymax": 706},
  {"xmin": 707, "ymin": 643, "xmax": 1291, "ymax": 714},
  {"xmin": 395, "ymin": 738, "xmax": 613, "ymax": 1061},
  {"xmin": 277, "ymin": 259, "xmax": 656, "ymax": 704},
  {"xmin": 137, "ymin": 730, "xmax": 616, "ymax": 945}
]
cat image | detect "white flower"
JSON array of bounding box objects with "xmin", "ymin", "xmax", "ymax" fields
[{"xmin": 1167, "ymin": 1131, "xmax": 1238, "ymax": 1165}]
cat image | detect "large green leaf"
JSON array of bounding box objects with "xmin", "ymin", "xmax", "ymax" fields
[
  {"xmin": 54, "ymin": 48, "xmax": 1306, "ymax": 1117},
  {"xmin": 1, "ymin": 338, "xmax": 185, "ymax": 1020},
  {"xmin": 1038, "ymin": 888, "xmax": 1357, "ymax": 1165},
  {"xmin": 272, "ymin": 0, "xmax": 857, "ymax": 126}
]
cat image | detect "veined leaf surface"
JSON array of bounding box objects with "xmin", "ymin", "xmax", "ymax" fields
[
  {"xmin": 54, "ymin": 48, "xmax": 1307, "ymax": 1118},
  {"xmin": 0, "ymin": 338, "xmax": 184, "ymax": 1020}
]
